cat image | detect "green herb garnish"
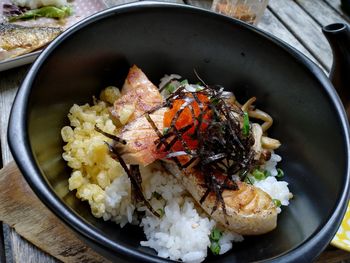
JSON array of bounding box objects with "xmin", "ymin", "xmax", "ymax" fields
[
  {"xmin": 273, "ymin": 199, "xmax": 282, "ymax": 207},
  {"xmin": 276, "ymin": 168, "xmax": 284, "ymax": 178},
  {"xmin": 164, "ymin": 83, "xmax": 176, "ymax": 93},
  {"xmin": 210, "ymin": 97, "xmax": 220, "ymax": 105},
  {"xmin": 252, "ymin": 169, "xmax": 266, "ymax": 181},
  {"xmin": 210, "ymin": 228, "xmax": 222, "ymax": 241},
  {"xmin": 9, "ymin": 5, "xmax": 72, "ymax": 21},
  {"xmin": 264, "ymin": 170, "xmax": 271, "ymax": 178},
  {"xmin": 242, "ymin": 112, "xmax": 250, "ymax": 136},
  {"xmin": 152, "ymin": 192, "xmax": 162, "ymax": 200},
  {"xmin": 244, "ymin": 175, "xmax": 255, "ymax": 185},
  {"xmin": 157, "ymin": 208, "xmax": 165, "ymax": 217},
  {"xmin": 210, "ymin": 241, "xmax": 221, "ymax": 255},
  {"xmin": 180, "ymin": 79, "xmax": 189, "ymax": 85},
  {"xmin": 163, "ymin": 127, "xmax": 169, "ymax": 135}
]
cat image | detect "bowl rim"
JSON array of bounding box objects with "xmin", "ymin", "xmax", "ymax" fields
[
  {"xmin": 8, "ymin": 1, "xmax": 350, "ymax": 262},
  {"xmin": 331, "ymin": 200, "xmax": 350, "ymax": 252}
]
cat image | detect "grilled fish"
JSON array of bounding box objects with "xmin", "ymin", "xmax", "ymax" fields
[
  {"xmin": 111, "ymin": 65, "xmax": 166, "ymax": 166},
  {"xmin": 120, "ymin": 113, "xmax": 277, "ymax": 235},
  {"xmin": 113, "ymin": 66, "xmax": 277, "ymax": 235},
  {"xmin": 110, "ymin": 65, "xmax": 164, "ymax": 124},
  {"xmin": 166, "ymin": 163, "xmax": 277, "ymax": 235},
  {"xmin": 117, "ymin": 107, "xmax": 167, "ymax": 166},
  {"xmin": 0, "ymin": 23, "xmax": 62, "ymax": 61}
]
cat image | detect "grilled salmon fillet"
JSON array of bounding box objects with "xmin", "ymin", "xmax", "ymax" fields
[
  {"xmin": 110, "ymin": 65, "xmax": 164, "ymax": 124},
  {"xmin": 165, "ymin": 163, "xmax": 277, "ymax": 235},
  {"xmin": 0, "ymin": 23, "xmax": 62, "ymax": 61},
  {"xmin": 118, "ymin": 109, "xmax": 277, "ymax": 235},
  {"xmin": 113, "ymin": 66, "xmax": 278, "ymax": 235},
  {"xmin": 111, "ymin": 65, "xmax": 165, "ymax": 166},
  {"xmin": 117, "ymin": 108, "xmax": 167, "ymax": 166}
]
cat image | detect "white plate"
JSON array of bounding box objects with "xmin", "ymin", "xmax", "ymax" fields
[
  {"xmin": 0, "ymin": 0, "xmax": 108, "ymax": 72},
  {"xmin": 0, "ymin": 50, "xmax": 40, "ymax": 71}
]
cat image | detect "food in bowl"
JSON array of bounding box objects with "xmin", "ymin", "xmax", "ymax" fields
[{"xmin": 61, "ymin": 65, "xmax": 292, "ymax": 262}]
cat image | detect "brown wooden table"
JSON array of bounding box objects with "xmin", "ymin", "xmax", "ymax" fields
[{"xmin": 0, "ymin": 0, "xmax": 350, "ymax": 262}]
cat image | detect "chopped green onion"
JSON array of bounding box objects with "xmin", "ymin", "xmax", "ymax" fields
[
  {"xmin": 210, "ymin": 228, "xmax": 222, "ymax": 241},
  {"xmin": 242, "ymin": 112, "xmax": 250, "ymax": 136},
  {"xmin": 276, "ymin": 168, "xmax": 284, "ymax": 178},
  {"xmin": 180, "ymin": 79, "xmax": 189, "ymax": 85},
  {"xmin": 264, "ymin": 170, "xmax": 271, "ymax": 178},
  {"xmin": 163, "ymin": 127, "xmax": 169, "ymax": 135},
  {"xmin": 152, "ymin": 192, "xmax": 162, "ymax": 200},
  {"xmin": 164, "ymin": 83, "xmax": 176, "ymax": 93},
  {"xmin": 273, "ymin": 199, "xmax": 282, "ymax": 207},
  {"xmin": 210, "ymin": 97, "xmax": 220, "ymax": 105},
  {"xmin": 210, "ymin": 241, "xmax": 221, "ymax": 255},
  {"xmin": 244, "ymin": 175, "xmax": 255, "ymax": 185},
  {"xmin": 157, "ymin": 208, "xmax": 165, "ymax": 217},
  {"xmin": 239, "ymin": 170, "xmax": 248, "ymax": 181},
  {"xmin": 252, "ymin": 169, "xmax": 266, "ymax": 181}
]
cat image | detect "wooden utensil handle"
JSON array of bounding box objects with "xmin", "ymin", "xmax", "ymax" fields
[{"xmin": 0, "ymin": 162, "xmax": 109, "ymax": 263}]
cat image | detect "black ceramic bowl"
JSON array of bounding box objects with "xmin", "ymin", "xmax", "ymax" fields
[{"xmin": 8, "ymin": 2, "xmax": 350, "ymax": 262}]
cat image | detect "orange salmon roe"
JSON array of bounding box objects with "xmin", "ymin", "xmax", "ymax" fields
[{"xmin": 163, "ymin": 93, "xmax": 211, "ymax": 151}]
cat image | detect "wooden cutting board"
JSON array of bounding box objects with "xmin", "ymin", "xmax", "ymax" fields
[
  {"xmin": 1, "ymin": 161, "xmax": 350, "ymax": 263},
  {"xmin": 0, "ymin": 161, "xmax": 109, "ymax": 263}
]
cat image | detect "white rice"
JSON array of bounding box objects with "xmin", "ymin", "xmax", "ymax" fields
[
  {"xmin": 261, "ymin": 153, "xmax": 282, "ymax": 177},
  {"xmin": 103, "ymin": 167, "xmax": 244, "ymax": 262},
  {"xmin": 254, "ymin": 153, "xmax": 293, "ymax": 213},
  {"xmin": 103, "ymin": 174, "xmax": 137, "ymax": 227},
  {"xmin": 219, "ymin": 231, "xmax": 244, "ymax": 255},
  {"xmin": 100, "ymin": 153, "xmax": 292, "ymax": 262},
  {"xmin": 141, "ymin": 198, "xmax": 214, "ymax": 262}
]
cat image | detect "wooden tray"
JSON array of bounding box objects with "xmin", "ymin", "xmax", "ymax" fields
[{"xmin": 0, "ymin": 161, "xmax": 109, "ymax": 263}]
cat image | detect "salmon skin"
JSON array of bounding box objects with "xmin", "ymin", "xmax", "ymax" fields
[
  {"xmin": 110, "ymin": 65, "xmax": 164, "ymax": 124},
  {"xmin": 117, "ymin": 108, "xmax": 167, "ymax": 166},
  {"xmin": 165, "ymin": 163, "xmax": 277, "ymax": 235},
  {"xmin": 0, "ymin": 23, "xmax": 62, "ymax": 61},
  {"xmin": 111, "ymin": 65, "xmax": 165, "ymax": 166}
]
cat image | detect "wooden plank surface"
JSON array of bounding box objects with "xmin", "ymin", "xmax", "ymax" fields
[
  {"xmin": 0, "ymin": 0, "xmax": 348, "ymax": 262},
  {"xmin": 0, "ymin": 163, "xmax": 109, "ymax": 263},
  {"xmin": 186, "ymin": 0, "xmax": 325, "ymax": 71},
  {"xmin": 323, "ymin": 0, "xmax": 350, "ymax": 22},
  {"xmin": 295, "ymin": 0, "xmax": 348, "ymax": 26},
  {"xmin": 259, "ymin": 9, "xmax": 324, "ymax": 70},
  {"xmin": 317, "ymin": 246, "xmax": 350, "ymax": 263},
  {"xmin": 268, "ymin": 0, "xmax": 332, "ymax": 71},
  {"xmin": 0, "ymin": 67, "xmax": 58, "ymax": 263}
]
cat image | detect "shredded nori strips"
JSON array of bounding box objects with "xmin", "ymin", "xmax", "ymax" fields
[
  {"xmin": 96, "ymin": 77, "xmax": 256, "ymax": 218},
  {"xmin": 95, "ymin": 126, "xmax": 160, "ymax": 218},
  {"xmin": 148, "ymin": 81, "xmax": 256, "ymax": 216}
]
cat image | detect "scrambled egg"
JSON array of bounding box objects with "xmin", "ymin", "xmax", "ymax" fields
[{"xmin": 61, "ymin": 87, "xmax": 126, "ymax": 217}]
